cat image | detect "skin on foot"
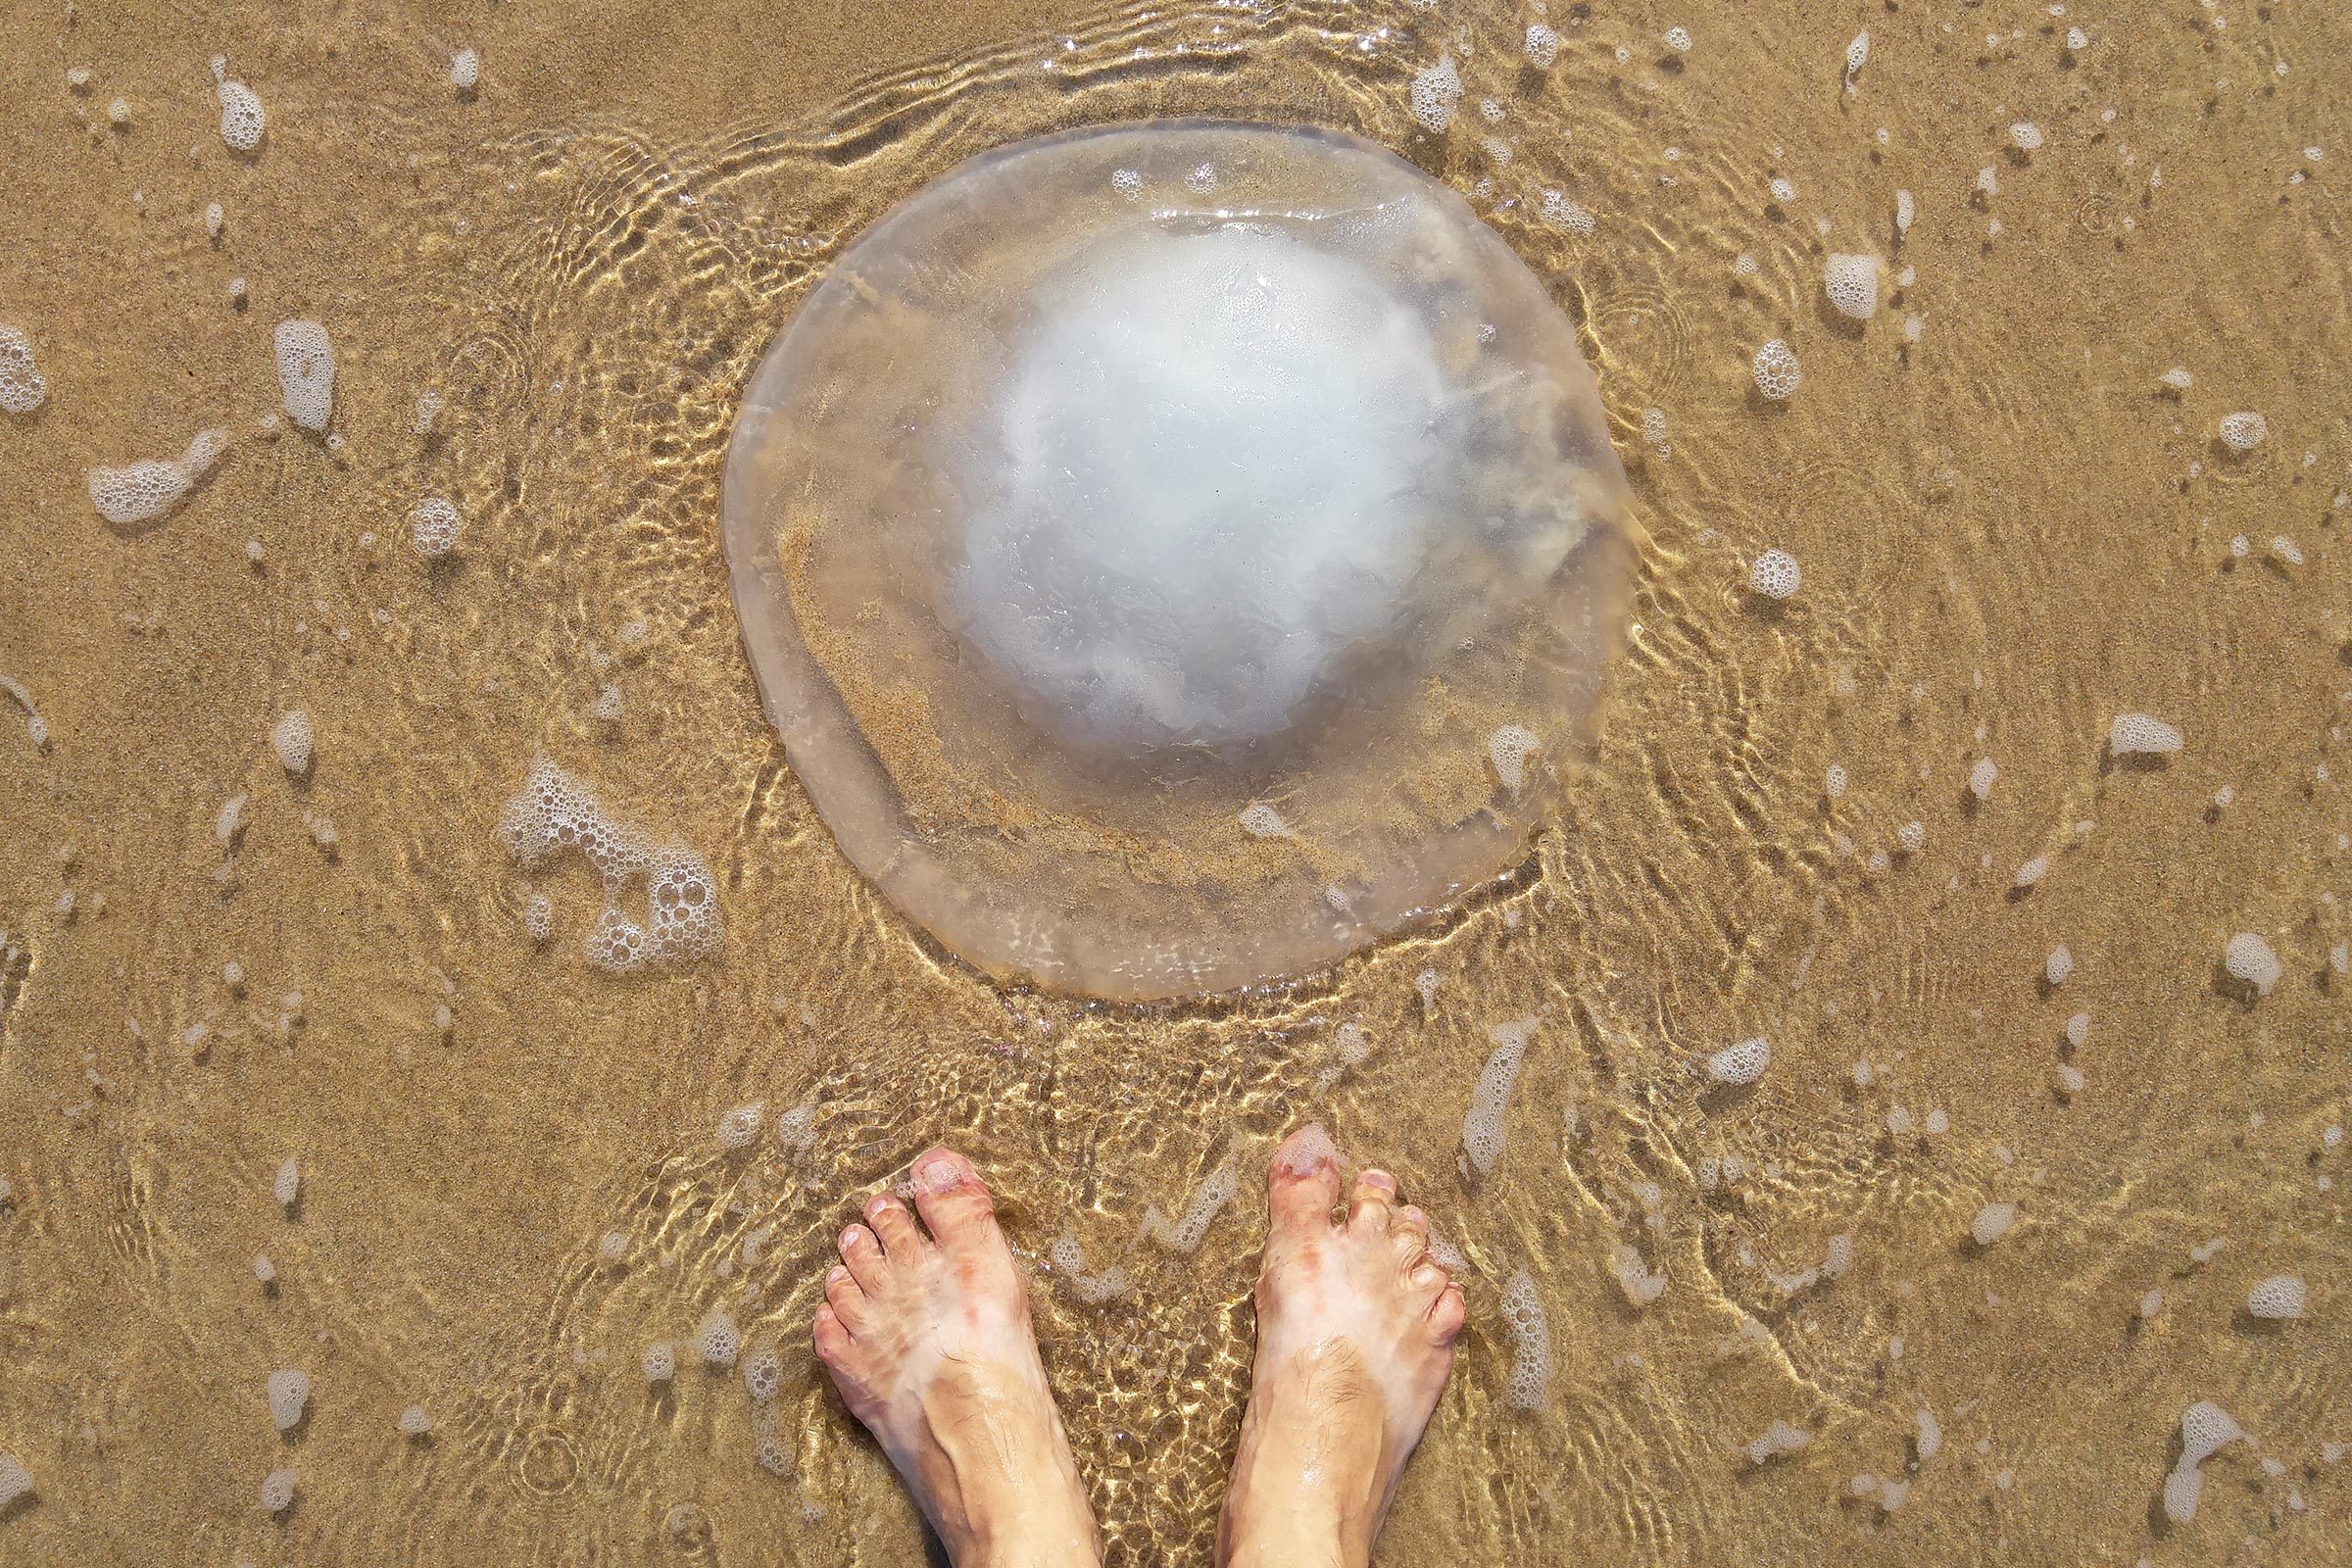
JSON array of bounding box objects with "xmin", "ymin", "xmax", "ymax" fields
[
  {"xmin": 812, "ymin": 1147, "xmax": 1102, "ymax": 1568},
  {"xmin": 1217, "ymin": 1126, "xmax": 1466, "ymax": 1568}
]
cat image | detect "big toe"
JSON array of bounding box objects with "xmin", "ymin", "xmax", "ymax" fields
[
  {"xmin": 909, "ymin": 1147, "xmax": 1006, "ymax": 1260},
  {"xmin": 1267, "ymin": 1124, "xmax": 1342, "ymax": 1241}
]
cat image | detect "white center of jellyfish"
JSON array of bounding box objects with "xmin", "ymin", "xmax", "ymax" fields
[{"xmin": 955, "ymin": 222, "xmax": 1452, "ymax": 748}]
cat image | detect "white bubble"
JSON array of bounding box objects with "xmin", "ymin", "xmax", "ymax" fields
[
  {"xmin": 1706, "ymin": 1036, "xmax": 1771, "ymax": 1086},
  {"xmin": 273, "ymin": 1154, "xmax": 300, "ymax": 1209},
  {"xmin": 1238, "ymin": 802, "xmax": 1290, "ymax": 839},
  {"xmin": 450, "ymin": 47, "xmax": 480, "ymax": 90},
  {"xmin": 1970, "ymin": 1200, "xmax": 2017, "ymax": 1246},
  {"xmin": 1750, "ymin": 340, "xmax": 1802, "ymax": 400},
  {"xmin": 2223, "ymin": 932, "xmax": 2280, "ymax": 997},
  {"xmin": 1408, "ymin": 55, "xmax": 1463, "ymax": 133},
  {"xmin": 410, "ymin": 496, "xmax": 462, "ymax": 559},
  {"xmin": 1488, "ymin": 724, "xmax": 1539, "ymax": 794},
  {"xmin": 397, "ymin": 1404, "xmax": 433, "ymax": 1437},
  {"xmin": 716, "ymin": 1102, "xmax": 764, "ymax": 1151},
  {"xmin": 1824, "ymin": 253, "xmax": 1881, "ymax": 318},
  {"xmin": 2162, "ymin": 1463, "xmax": 2205, "ymax": 1524},
  {"xmin": 1969, "ymin": 758, "xmax": 1998, "ymax": 800},
  {"xmin": 0, "ymin": 324, "xmax": 46, "ymax": 415},
  {"xmin": 260, "ymin": 1467, "xmax": 297, "ymax": 1513},
  {"xmin": 2009, "ymin": 122, "xmax": 2043, "ymax": 152},
  {"xmin": 1748, "ymin": 548, "xmax": 1801, "ymax": 599},
  {"xmin": 2042, "ymin": 944, "xmax": 2072, "ymax": 984},
  {"xmin": 1745, "ymin": 1418, "xmax": 1813, "ymax": 1465},
  {"xmin": 1523, "ymin": 24, "xmax": 1561, "ymax": 70},
  {"xmin": 273, "ymin": 320, "xmax": 333, "ymax": 432},
  {"xmin": 271, "ymin": 710, "xmax": 314, "ymax": 775},
  {"xmin": 1463, "ymin": 1017, "xmax": 1535, "ymax": 1175},
  {"xmin": 642, "ymin": 1341, "xmax": 676, "ymax": 1382},
  {"xmin": 219, "ymin": 78, "xmax": 266, "ymax": 152},
  {"xmin": 2108, "ymin": 712, "xmax": 2182, "ymax": 756},
  {"xmin": 2246, "ymin": 1273, "xmax": 2306, "ymax": 1319},
  {"xmin": 1499, "ymin": 1268, "xmax": 1552, "ymax": 1410},
  {"xmin": 697, "ymin": 1307, "xmax": 741, "ymax": 1368},
  {"xmin": 87, "ymin": 427, "xmax": 229, "ymax": 525},
  {"xmin": 2180, "ymin": 1400, "xmax": 2243, "ymax": 1466},
  {"xmin": 2218, "ymin": 411, "xmax": 2268, "ymax": 452},
  {"xmin": 267, "ymin": 1368, "xmax": 310, "ymax": 1432},
  {"xmin": 0, "ymin": 1451, "xmax": 30, "ymax": 1509},
  {"xmin": 1540, "ymin": 188, "xmax": 1595, "ymax": 235}
]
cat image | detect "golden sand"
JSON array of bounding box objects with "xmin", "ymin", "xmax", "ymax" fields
[{"xmin": 0, "ymin": 2, "xmax": 2347, "ymax": 1564}]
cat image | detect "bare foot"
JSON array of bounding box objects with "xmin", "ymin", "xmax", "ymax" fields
[
  {"xmin": 1217, "ymin": 1126, "xmax": 1465, "ymax": 1567},
  {"xmin": 813, "ymin": 1147, "xmax": 1101, "ymax": 1568}
]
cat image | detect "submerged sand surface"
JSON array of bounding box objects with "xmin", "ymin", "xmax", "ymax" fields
[{"xmin": 1, "ymin": 2, "xmax": 2347, "ymax": 1564}]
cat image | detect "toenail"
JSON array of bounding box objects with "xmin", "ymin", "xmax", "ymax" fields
[
  {"xmin": 916, "ymin": 1156, "xmax": 962, "ymax": 1194},
  {"xmin": 841, "ymin": 1226, "xmax": 865, "ymax": 1250},
  {"xmin": 826, "ymin": 1265, "xmax": 850, "ymax": 1286},
  {"xmin": 1361, "ymin": 1170, "xmax": 1398, "ymax": 1194}
]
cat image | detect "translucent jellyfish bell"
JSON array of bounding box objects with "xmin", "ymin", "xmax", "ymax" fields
[{"xmin": 722, "ymin": 122, "xmax": 1630, "ymax": 999}]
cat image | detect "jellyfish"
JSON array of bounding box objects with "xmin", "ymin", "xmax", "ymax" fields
[{"xmin": 721, "ymin": 122, "xmax": 1631, "ymax": 999}]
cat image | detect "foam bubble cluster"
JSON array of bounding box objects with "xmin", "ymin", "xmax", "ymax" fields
[
  {"xmin": 1706, "ymin": 1036, "xmax": 1771, "ymax": 1086},
  {"xmin": 1750, "ymin": 339, "xmax": 1801, "ymax": 400},
  {"xmin": 1488, "ymin": 725, "xmax": 1539, "ymax": 795},
  {"xmin": 697, "ymin": 1308, "xmax": 740, "ymax": 1368},
  {"xmin": 218, "ymin": 76, "xmax": 266, "ymax": 152},
  {"xmin": 271, "ymin": 709, "xmax": 313, "ymax": 775},
  {"xmin": 2246, "ymin": 1273, "xmax": 2306, "ymax": 1319},
  {"xmin": 2218, "ymin": 411, "xmax": 2268, "ymax": 452},
  {"xmin": 1524, "ymin": 24, "xmax": 1560, "ymax": 69},
  {"xmin": 88, "ymin": 427, "xmax": 227, "ymax": 525},
  {"xmin": 260, "ymin": 1467, "xmax": 296, "ymax": 1513},
  {"xmin": 721, "ymin": 123, "xmax": 1630, "ymax": 999},
  {"xmin": 0, "ymin": 1450, "xmax": 28, "ymax": 1508},
  {"xmin": 2109, "ymin": 712, "xmax": 2183, "ymax": 756},
  {"xmin": 1409, "ymin": 56, "xmax": 1463, "ymax": 133},
  {"xmin": 1498, "ymin": 1268, "xmax": 1552, "ymax": 1409},
  {"xmin": 1824, "ymin": 253, "xmax": 1880, "ymax": 318},
  {"xmin": 1970, "ymin": 1200, "xmax": 2017, "ymax": 1246},
  {"xmin": 498, "ymin": 760, "xmax": 721, "ymax": 973},
  {"xmin": 0, "ymin": 324, "xmax": 45, "ymax": 414},
  {"xmin": 1747, "ymin": 549, "xmax": 1801, "ymax": 599},
  {"xmin": 408, "ymin": 496, "xmax": 462, "ymax": 557},
  {"xmin": 267, "ymin": 1368, "xmax": 310, "ymax": 1432},
  {"xmin": 1142, "ymin": 1152, "xmax": 1240, "ymax": 1253},
  {"xmin": 273, "ymin": 320, "xmax": 333, "ymax": 432},
  {"xmin": 1463, "ymin": 1017, "xmax": 1535, "ymax": 1175},
  {"xmin": 2224, "ymin": 932, "xmax": 2280, "ymax": 997}
]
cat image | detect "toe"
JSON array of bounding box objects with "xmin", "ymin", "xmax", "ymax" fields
[
  {"xmin": 837, "ymin": 1222, "xmax": 890, "ymax": 1293},
  {"xmin": 1390, "ymin": 1203, "xmax": 1432, "ymax": 1267},
  {"xmin": 1405, "ymin": 1258, "xmax": 1450, "ymax": 1321},
  {"xmin": 1348, "ymin": 1168, "xmax": 1398, "ymax": 1232},
  {"xmin": 1267, "ymin": 1124, "xmax": 1342, "ymax": 1240},
  {"xmin": 824, "ymin": 1264, "xmax": 869, "ymax": 1331},
  {"xmin": 812, "ymin": 1301, "xmax": 855, "ymax": 1366},
  {"xmin": 1427, "ymin": 1281, "xmax": 1467, "ymax": 1346},
  {"xmin": 908, "ymin": 1147, "xmax": 1005, "ymax": 1260},
  {"xmin": 863, "ymin": 1191, "xmax": 926, "ymax": 1259}
]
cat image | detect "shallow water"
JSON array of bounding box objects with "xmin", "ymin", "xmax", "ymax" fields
[{"xmin": 1, "ymin": 2, "xmax": 2348, "ymax": 1564}]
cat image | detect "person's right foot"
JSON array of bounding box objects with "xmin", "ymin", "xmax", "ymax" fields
[
  {"xmin": 1216, "ymin": 1126, "xmax": 1465, "ymax": 1567},
  {"xmin": 812, "ymin": 1147, "xmax": 1101, "ymax": 1568}
]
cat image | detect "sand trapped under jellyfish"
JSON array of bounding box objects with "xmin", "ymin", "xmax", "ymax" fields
[{"xmin": 721, "ymin": 122, "xmax": 1631, "ymax": 998}]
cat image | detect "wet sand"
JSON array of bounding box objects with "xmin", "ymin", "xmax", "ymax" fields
[{"xmin": 1, "ymin": 2, "xmax": 2347, "ymax": 1564}]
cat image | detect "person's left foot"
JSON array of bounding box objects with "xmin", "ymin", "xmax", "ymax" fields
[
  {"xmin": 1217, "ymin": 1127, "xmax": 1465, "ymax": 1568},
  {"xmin": 813, "ymin": 1148, "xmax": 1101, "ymax": 1568}
]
